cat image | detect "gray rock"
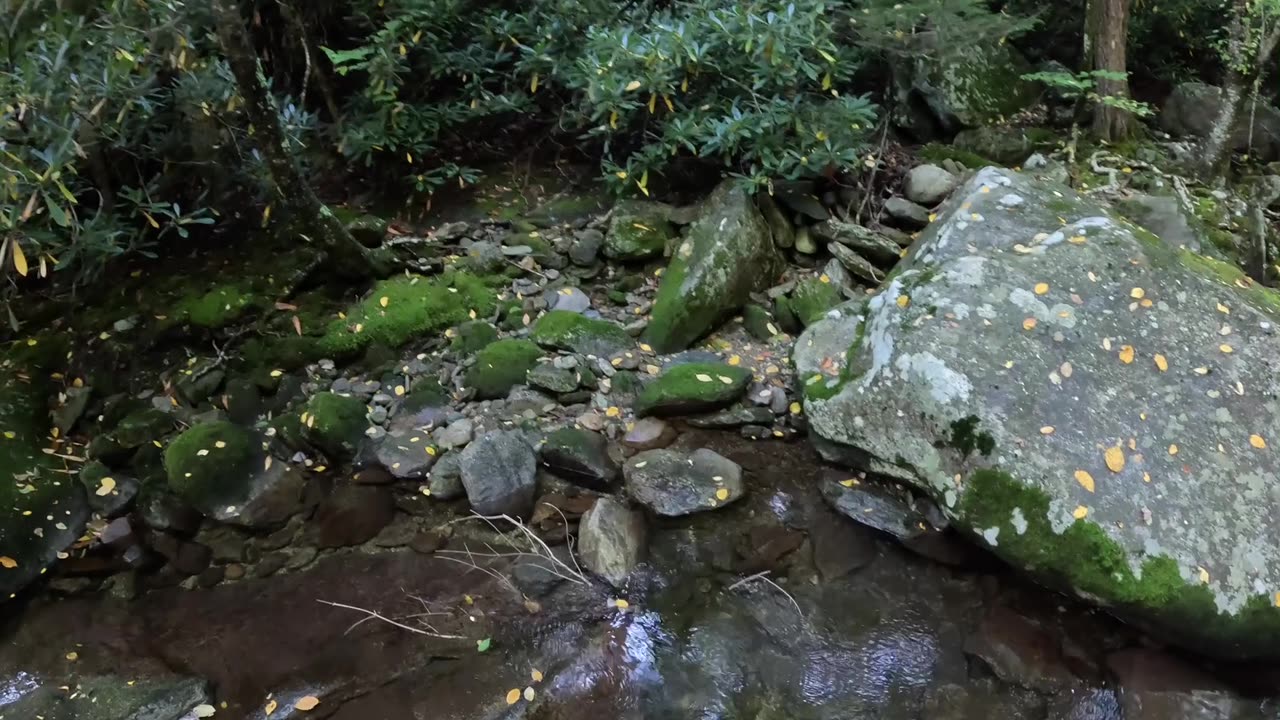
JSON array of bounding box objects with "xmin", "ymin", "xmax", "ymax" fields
[
  {"xmin": 758, "ymin": 192, "xmax": 795, "ymax": 249},
  {"xmin": 569, "ymin": 228, "xmax": 605, "ymax": 266},
  {"xmin": 821, "ymin": 477, "xmax": 931, "ymax": 541},
  {"xmin": 538, "ymin": 428, "xmax": 620, "ymax": 489},
  {"xmin": 812, "ymin": 218, "xmax": 902, "ymax": 263},
  {"xmin": 624, "ymin": 448, "xmax": 745, "ymax": 516},
  {"xmin": 828, "ymin": 242, "xmax": 885, "ymax": 284},
  {"xmin": 797, "ymin": 166, "xmax": 1280, "ymax": 660},
  {"xmin": 1115, "ymin": 193, "xmax": 1203, "ymax": 252},
  {"xmin": 622, "ymin": 417, "xmax": 678, "ymax": 451},
  {"xmin": 501, "ymin": 244, "xmax": 533, "ymax": 256},
  {"xmin": 428, "ymin": 451, "xmax": 466, "ymax": 499},
  {"xmin": 891, "ymin": 43, "xmax": 1040, "ymax": 140},
  {"xmin": 774, "ymin": 180, "xmax": 829, "ymax": 221},
  {"xmin": 1160, "ymin": 82, "xmax": 1280, "ymax": 161},
  {"xmin": 644, "ymin": 179, "xmax": 784, "ymax": 353},
  {"xmin": 822, "ymin": 259, "xmax": 853, "ymax": 290},
  {"xmin": 579, "ymin": 497, "xmax": 646, "ymax": 587},
  {"xmin": 604, "ymin": 201, "xmax": 675, "ymax": 261},
  {"xmin": 79, "ymin": 461, "xmax": 139, "ymax": 519},
  {"xmin": 1108, "ymin": 648, "xmax": 1258, "ymax": 720},
  {"xmin": 505, "ymin": 385, "xmax": 556, "ymax": 417},
  {"xmin": 904, "ymin": 164, "xmax": 958, "ymax": 206},
  {"xmin": 793, "ymin": 226, "xmax": 818, "ymax": 254},
  {"xmin": 549, "ymin": 286, "xmax": 592, "ymax": 313},
  {"xmin": 373, "ymin": 429, "xmax": 438, "ymax": 479},
  {"xmin": 53, "ymin": 385, "xmax": 92, "ymax": 434},
  {"xmin": 434, "ymin": 220, "xmax": 469, "ymax": 240},
  {"xmin": 435, "ymin": 417, "xmax": 475, "ymax": 450},
  {"xmin": 367, "ymin": 405, "xmax": 388, "ymax": 425},
  {"xmin": 112, "ymin": 316, "xmax": 138, "ymax": 333},
  {"xmin": 527, "ymin": 363, "xmax": 581, "ymax": 394},
  {"xmin": 464, "ymin": 240, "xmax": 507, "ymax": 273},
  {"xmin": 459, "ymin": 431, "xmax": 539, "ymax": 516},
  {"xmin": 882, "ymin": 197, "xmax": 932, "ymax": 229},
  {"xmin": 769, "ymin": 387, "xmax": 790, "ymax": 415}
]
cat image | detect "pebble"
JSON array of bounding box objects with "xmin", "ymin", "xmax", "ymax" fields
[
  {"xmin": 331, "ymin": 378, "xmax": 352, "ymax": 394},
  {"xmin": 769, "ymin": 387, "xmax": 789, "ymax": 415},
  {"xmin": 554, "ymin": 355, "xmax": 580, "ymax": 370},
  {"xmin": 578, "ymin": 411, "xmax": 606, "ymax": 431},
  {"xmin": 112, "ymin": 317, "xmax": 138, "ymax": 333},
  {"xmin": 368, "ymin": 406, "xmax": 389, "ymax": 424},
  {"xmin": 371, "ymin": 392, "xmax": 394, "ymax": 406},
  {"xmin": 435, "ymin": 418, "xmax": 475, "ymax": 450},
  {"xmin": 595, "ymin": 358, "xmax": 617, "ymax": 378}
]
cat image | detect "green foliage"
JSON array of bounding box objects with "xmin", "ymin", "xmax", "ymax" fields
[{"xmin": 1021, "ymin": 69, "xmax": 1154, "ymax": 118}]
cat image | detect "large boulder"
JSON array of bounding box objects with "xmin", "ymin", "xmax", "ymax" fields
[
  {"xmin": 164, "ymin": 421, "xmax": 304, "ymax": 528},
  {"xmin": 1160, "ymin": 82, "xmax": 1280, "ymax": 162},
  {"xmin": 645, "ymin": 180, "xmax": 784, "ymax": 353},
  {"xmin": 892, "ymin": 45, "xmax": 1041, "ymax": 140},
  {"xmin": 797, "ymin": 166, "xmax": 1280, "ymax": 660},
  {"xmin": 459, "ymin": 431, "xmax": 538, "ymax": 517},
  {"xmin": 605, "ymin": 200, "xmax": 676, "ymax": 261}
]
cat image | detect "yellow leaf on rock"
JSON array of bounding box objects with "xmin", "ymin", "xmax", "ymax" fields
[
  {"xmin": 1220, "ymin": 344, "xmax": 1234, "ymax": 354},
  {"xmin": 1073, "ymin": 505, "xmax": 1089, "ymax": 519},
  {"xmin": 1040, "ymin": 426, "xmax": 1054, "ymax": 435},
  {"xmin": 715, "ymin": 488, "xmax": 730, "ymax": 501},
  {"xmin": 613, "ymin": 598, "xmax": 630, "ymax": 609},
  {"xmin": 1130, "ymin": 288, "xmax": 1145, "ymax": 299},
  {"xmin": 524, "ymin": 687, "xmax": 536, "ymax": 701},
  {"xmin": 96, "ymin": 477, "xmax": 117, "ymax": 497},
  {"xmin": 531, "ymin": 669, "xmax": 544, "ymax": 682},
  {"xmin": 506, "ymin": 689, "xmax": 521, "ymax": 705},
  {"xmin": 0, "ymin": 556, "xmax": 16, "ymax": 569},
  {"xmin": 1168, "ymin": 444, "xmax": 1179, "ymax": 455},
  {"xmin": 1104, "ymin": 446, "xmax": 1125, "ymax": 473},
  {"xmin": 1154, "ymin": 354, "xmax": 1168, "ymax": 372},
  {"xmin": 897, "ymin": 295, "xmax": 910, "ymax": 308},
  {"xmin": 1034, "ymin": 283, "xmax": 1049, "ymax": 295},
  {"xmin": 1022, "ymin": 318, "xmax": 1037, "ymax": 331},
  {"xmin": 1118, "ymin": 346, "xmax": 1135, "ymax": 364},
  {"xmin": 1198, "ymin": 566, "xmax": 1210, "ymax": 584},
  {"xmin": 1251, "ymin": 434, "xmax": 1267, "ymax": 449},
  {"xmin": 1074, "ymin": 470, "xmax": 1095, "ymax": 492},
  {"xmin": 265, "ymin": 699, "xmax": 278, "ymax": 715},
  {"xmin": 294, "ymin": 696, "xmax": 320, "ymax": 711}
]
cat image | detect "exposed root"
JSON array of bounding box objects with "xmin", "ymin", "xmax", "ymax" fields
[{"xmin": 439, "ymin": 509, "xmax": 591, "ymax": 590}]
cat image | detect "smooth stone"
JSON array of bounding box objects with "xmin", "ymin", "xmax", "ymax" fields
[
  {"xmin": 578, "ymin": 497, "xmax": 646, "ymax": 587},
  {"xmin": 624, "ymin": 448, "xmax": 745, "ymax": 517}
]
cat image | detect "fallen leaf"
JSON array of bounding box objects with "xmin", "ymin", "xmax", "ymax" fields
[
  {"xmin": 292, "ymin": 315, "xmax": 303, "ymax": 336},
  {"xmin": 613, "ymin": 598, "xmax": 630, "ymax": 610},
  {"xmin": 476, "ymin": 637, "xmax": 491, "ymax": 652},
  {"xmin": 694, "ymin": 373, "xmax": 712, "ymax": 382},
  {"xmin": 1040, "ymin": 426, "xmax": 1054, "ymax": 435},
  {"xmin": 1168, "ymin": 444, "xmax": 1179, "ymax": 456},
  {"xmin": 1073, "ymin": 505, "xmax": 1089, "ymax": 519},
  {"xmin": 1220, "ymin": 344, "xmax": 1234, "ymax": 354},
  {"xmin": 897, "ymin": 295, "xmax": 910, "ymax": 308},
  {"xmin": 1251, "ymin": 434, "xmax": 1267, "ymax": 449},
  {"xmin": 715, "ymin": 488, "xmax": 730, "ymax": 501},
  {"xmin": 1022, "ymin": 317, "xmax": 1037, "ymax": 331},
  {"xmin": 1034, "ymin": 282, "xmax": 1049, "ymax": 295},
  {"xmin": 294, "ymin": 696, "xmax": 321, "ymax": 711},
  {"xmin": 1130, "ymin": 287, "xmax": 1145, "ymax": 299},
  {"xmin": 1217, "ymin": 302, "xmax": 1230, "ymax": 314},
  {"xmin": 1104, "ymin": 446, "xmax": 1125, "ymax": 473},
  {"xmin": 532, "ymin": 669, "xmax": 544, "ymax": 682},
  {"xmin": 266, "ymin": 699, "xmax": 278, "ymax": 715},
  {"xmin": 95, "ymin": 476, "xmax": 117, "ymax": 497},
  {"xmin": 1154, "ymin": 354, "xmax": 1168, "ymax": 372},
  {"xmin": 379, "ymin": 296, "xmax": 389, "ymax": 308},
  {"xmin": 66, "ymin": 651, "xmax": 78, "ymax": 661},
  {"xmin": 193, "ymin": 705, "xmax": 216, "ymax": 718},
  {"xmin": 1074, "ymin": 470, "xmax": 1095, "ymax": 492},
  {"xmin": 1118, "ymin": 346, "xmax": 1135, "ymax": 364},
  {"xmin": 1198, "ymin": 566, "xmax": 1210, "ymax": 584},
  {"xmin": 506, "ymin": 689, "xmax": 521, "ymax": 705},
  {"xmin": 524, "ymin": 687, "xmax": 536, "ymax": 701}
]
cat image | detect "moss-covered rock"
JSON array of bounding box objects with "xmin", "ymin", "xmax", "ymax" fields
[
  {"xmin": 318, "ymin": 272, "xmax": 496, "ymax": 357},
  {"xmin": 450, "ymin": 321, "xmax": 499, "ymax": 356},
  {"xmin": 164, "ymin": 421, "xmax": 258, "ymax": 513},
  {"xmin": 634, "ymin": 362, "xmax": 752, "ymax": 417},
  {"xmin": 893, "ymin": 44, "xmax": 1041, "ymax": 139},
  {"xmin": 0, "ymin": 340, "xmax": 90, "ymax": 599},
  {"xmin": 790, "ymin": 278, "xmax": 843, "ymax": 327},
  {"xmin": 743, "ymin": 304, "xmax": 784, "ymax": 341},
  {"xmin": 645, "ymin": 181, "xmax": 784, "ymax": 353},
  {"xmin": 953, "ymin": 126, "xmax": 1059, "ymax": 166},
  {"xmin": 174, "ymin": 284, "xmax": 258, "ymax": 329},
  {"xmin": 605, "ymin": 201, "xmax": 676, "ymax": 261},
  {"xmin": 919, "ymin": 143, "xmax": 996, "ymax": 170},
  {"xmin": 465, "ymin": 340, "xmax": 544, "ymax": 399},
  {"xmin": 530, "ymin": 311, "xmax": 633, "ymax": 357},
  {"xmin": 300, "ymin": 392, "xmax": 368, "ymax": 458}
]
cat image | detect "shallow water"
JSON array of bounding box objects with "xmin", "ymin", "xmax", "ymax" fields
[{"xmin": 1, "ymin": 432, "xmax": 1276, "ymax": 719}]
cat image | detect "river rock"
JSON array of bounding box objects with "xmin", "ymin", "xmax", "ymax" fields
[
  {"xmin": 578, "ymin": 497, "xmax": 646, "ymax": 587},
  {"xmin": 527, "ymin": 363, "xmax": 581, "ymax": 394},
  {"xmin": 531, "ymin": 310, "xmax": 633, "ymax": 357},
  {"xmin": 645, "ymin": 180, "xmax": 784, "ymax": 352},
  {"xmin": 52, "ymin": 385, "xmax": 92, "ymax": 434},
  {"xmin": 605, "ymin": 201, "xmax": 675, "ymax": 261},
  {"xmin": 892, "ymin": 43, "xmax": 1041, "ymax": 139},
  {"xmin": 372, "ymin": 428, "xmax": 438, "ymax": 479},
  {"xmin": 625, "ymin": 448, "xmax": 745, "ymax": 516},
  {"xmin": 299, "ymin": 392, "xmax": 369, "ymax": 459},
  {"xmin": 1107, "ymin": 648, "xmax": 1259, "ymax": 720},
  {"xmin": 427, "ymin": 451, "xmax": 465, "ymax": 499},
  {"xmin": 569, "ymin": 228, "xmax": 605, "ymax": 266},
  {"xmin": 163, "ymin": 421, "xmax": 304, "ymax": 528},
  {"xmin": 0, "ymin": 674, "xmax": 210, "ymax": 720},
  {"xmin": 963, "ymin": 606, "xmax": 1078, "ymax": 692},
  {"xmin": 883, "ymin": 197, "xmax": 932, "ymax": 229},
  {"xmin": 435, "ymin": 417, "xmax": 475, "ymax": 450},
  {"xmin": 904, "ymin": 164, "xmax": 958, "ymax": 206},
  {"xmin": 549, "ymin": 286, "xmax": 592, "ymax": 313},
  {"xmin": 821, "ymin": 476, "xmax": 931, "ymax": 541},
  {"xmin": 686, "ymin": 406, "xmax": 776, "ymax": 429},
  {"xmin": 459, "ymin": 431, "xmax": 538, "ymax": 516},
  {"xmin": 538, "ymin": 428, "xmax": 620, "ymax": 489},
  {"xmin": 811, "ymin": 219, "xmax": 902, "ymax": 263},
  {"xmin": 623, "ymin": 417, "xmax": 678, "ymax": 451},
  {"xmin": 797, "ymin": 166, "xmax": 1280, "ymax": 660},
  {"xmin": 79, "ymin": 462, "xmax": 139, "ymax": 519},
  {"xmin": 634, "ymin": 362, "xmax": 751, "ymax": 417}
]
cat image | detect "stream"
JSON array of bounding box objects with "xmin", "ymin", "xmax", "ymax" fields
[{"xmin": 2, "ymin": 431, "xmax": 1277, "ymax": 719}]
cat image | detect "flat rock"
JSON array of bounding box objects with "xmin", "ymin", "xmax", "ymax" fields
[
  {"xmin": 686, "ymin": 406, "xmax": 776, "ymax": 429},
  {"xmin": 634, "ymin": 362, "xmax": 751, "ymax": 417},
  {"xmin": 538, "ymin": 428, "xmax": 620, "ymax": 489},
  {"xmin": 578, "ymin": 497, "xmax": 647, "ymax": 587},
  {"xmin": 373, "ymin": 429, "xmax": 438, "ymax": 479},
  {"xmin": 883, "ymin": 197, "xmax": 932, "ymax": 229},
  {"xmin": 820, "ymin": 477, "xmax": 930, "ymax": 541},
  {"xmin": 904, "ymin": 164, "xmax": 958, "ymax": 206},
  {"xmin": 624, "ymin": 448, "xmax": 745, "ymax": 516},
  {"xmin": 622, "ymin": 417, "xmax": 678, "ymax": 451},
  {"xmin": 459, "ymin": 431, "xmax": 538, "ymax": 517}
]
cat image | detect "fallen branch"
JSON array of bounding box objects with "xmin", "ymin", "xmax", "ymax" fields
[
  {"xmin": 317, "ymin": 599, "xmax": 467, "ymax": 639},
  {"xmin": 727, "ymin": 570, "xmax": 803, "ymax": 618}
]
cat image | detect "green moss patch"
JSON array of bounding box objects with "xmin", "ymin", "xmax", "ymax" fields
[
  {"xmin": 318, "ymin": 272, "xmax": 496, "ymax": 356},
  {"xmin": 530, "ymin": 311, "xmax": 633, "ymax": 357},
  {"xmin": 300, "ymin": 392, "xmax": 368, "ymax": 458},
  {"xmin": 465, "ymin": 339, "xmax": 544, "ymax": 399},
  {"xmin": 919, "ymin": 143, "xmax": 996, "ymax": 170},
  {"xmin": 634, "ymin": 362, "xmax": 751, "ymax": 417},
  {"xmin": 164, "ymin": 421, "xmax": 258, "ymax": 510},
  {"xmin": 605, "ymin": 201, "xmax": 675, "ymax": 261},
  {"xmin": 450, "ymin": 321, "xmax": 499, "ymax": 356},
  {"xmin": 790, "ymin": 279, "xmax": 842, "ymax": 327}
]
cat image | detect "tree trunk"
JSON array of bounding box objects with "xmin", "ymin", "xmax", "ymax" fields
[
  {"xmin": 1085, "ymin": 0, "xmax": 1133, "ymax": 141},
  {"xmin": 1199, "ymin": 4, "xmax": 1280, "ymax": 175},
  {"xmin": 210, "ymin": 0, "xmax": 387, "ymax": 277}
]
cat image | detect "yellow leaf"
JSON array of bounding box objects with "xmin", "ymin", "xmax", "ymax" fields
[
  {"xmin": 1130, "ymin": 287, "xmax": 1145, "ymax": 299},
  {"xmin": 663, "ymin": 94, "xmax": 674, "ymax": 112},
  {"xmin": 1074, "ymin": 470, "xmax": 1095, "ymax": 492},
  {"xmin": 1168, "ymin": 443, "xmax": 1179, "ymax": 456},
  {"xmin": 1034, "ymin": 283, "xmax": 1049, "ymax": 295},
  {"xmin": 530, "ymin": 72, "xmax": 539, "ymax": 93},
  {"xmin": 294, "ymin": 696, "xmax": 320, "ymax": 711},
  {"xmin": 531, "ymin": 669, "xmax": 544, "ymax": 682},
  {"xmin": 1104, "ymin": 446, "xmax": 1125, "ymax": 473},
  {"xmin": 1118, "ymin": 345, "xmax": 1134, "ymax": 364},
  {"xmin": 610, "ymin": 110, "xmax": 618, "ymax": 129},
  {"xmin": 1198, "ymin": 566, "xmax": 1210, "ymax": 584},
  {"xmin": 11, "ymin": 239, "xmax": 27, "ymax": 277},
  {"xmin": 715, "ymin": 488, "xmax": 730, "ymax": 501},
  {"xmin": 265, "ymin": 699, "xmax": 278, "ymax": 715},
  {"xmin": 96, "ymin": 477, "xmax": 117, "ymax": 497},
  {"xmin": 1072, "ymin": 505, "xmax": 1089, "ymax": 519},
  {"xmin": 1040, "ymin": 426, "xmax": 1054, "ymax": 435},
  {"xmin": 822, "ymin": 72, "xmax": 832, "ymax": 90},
  {"xmin": 262, "ymin": 204, "xmax": 272, "ymax": 227},
  {"xmin": 506, "ymin": 689, "xmax": 521, "ymax": 705},
  {"xmin": 0, "ymin": 556, "xmax": 16, "ymax": 569},
  {"xmin": 1220, "ymin": 344, "xmax": 1233, "ymax": 354},
  {"xmin": 1154, "ymin": 354, "xmax": 1168, "ymax": 372},
  {"xmin": 379, "ymin": 296, "xmax": 389, "ymax": 308},
  {"xmin": 613, "ymin": 598, "xmax": 630, "ymax": 609},
  {"xmin": 1251, "ymin": 434, "xmax": 1267, "ymax": 449},
  {"xmin": 897, "ymin": 295, "xmax": 910, "ymax": 308},
  {"xmin": 1022, "ymin": 317, "xmax": 1037, "ymax": 331},
  {"xmin": 625, "ymin": 80, "xmax": 642, "ymax": 91},
  {"xmin": 648, "ymin": 93, "xmax": 656, "ymax": 114},
  {"xmin": 143, "ymin": 211, "xmax": 160, "ymax": 229}
]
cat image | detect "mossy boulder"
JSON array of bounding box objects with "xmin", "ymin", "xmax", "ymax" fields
[
  {"xmin": 797, "ymin": 167, "xmax": 1280, "ymax": 660},
  {"xmin": 164, "ymin": 420, "xmax": 303, "ymax": 526},
  {"xmin": 300, "ymin": 392, "xmax": 368, "ymax": 458},
  {"xmin": 604, "ymin": 201, "xmax": 676, "ymax": 261},
  {"xmin": 953, "ymin": 126, "xmax": 1059, "ymax": 166},
  {"xmin": 634, "ymin": 362, "xmax": 752, "ymax": 417},
  {"xmin": 318, "ymin": 272, "xmax": 496, "ymax": 357},
  {"xmin": 465, "ymin": 340, "xmax": 544, "ymax": 399},
  {"xmin": 530, "ymin": 311, "xmax": 633, "ymax": 357},
  {"xmin": 645, "ymin": 180, "xmax": 784, "ymax": 353},
  {"xmin": 450, "ymin": 321, "xmax": 499, "ymax": 356},
  {"xmin": 892, "ymin": 44, "xmax": 1041, "ymax": 139},
  {"xmin": 0, "ymin": 341, "xmax": 90, "ymax": 600},
  {"xmin": 790, "ymin": 278, "xmax": 843, "ymax": 327}
]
